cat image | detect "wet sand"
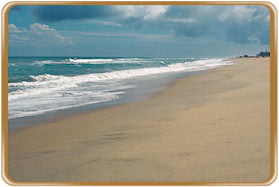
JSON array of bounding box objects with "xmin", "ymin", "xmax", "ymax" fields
[{"xmin": 8, "ymin": 57, "xmax": 270, "ymax": 183}]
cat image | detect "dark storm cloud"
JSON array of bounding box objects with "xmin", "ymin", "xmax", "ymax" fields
[
  {"xmin": 31, "ymin": 5, "xmax": 117, "ymax": 22},
  {"xmin": 225, "ymin": 19, "xmax": 270, "ymax": 44},
  {"xmin": 31, "ymin": 5, "xmax": 270, "ymax": 44},
  {"xmin": 9, "ymin": 5, "xmax": 22, "ymax": 12},
  {"xmin": 162, "ymin": 6, "xmax": 270, "ymax": 44}
]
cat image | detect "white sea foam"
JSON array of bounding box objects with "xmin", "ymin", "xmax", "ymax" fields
[
  {"xmin": 8, "ymin": 58, "xmax": 233, "ymax": 119},
  {"xmin": 35, "ymin": 58, "xmax": 147, "ymax": 65},
  {"xmin": 69, "ymin": 58, "xmax": 112, "ymax": 62},
  {"xmin": 69, "ymin": 58, "xmax": 114, "ymax": 63},
  {"xmin": 9, "ymin": 58, "xmax": 232, "ymax": 101},
  {"xmin": 9, "ymin": 90, "xmax": 126, "ymax": 119}
]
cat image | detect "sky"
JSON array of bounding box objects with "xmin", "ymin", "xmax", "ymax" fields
[{"xmin": 8, "ymin": 5, "xmax": 270, "ymax": 57}]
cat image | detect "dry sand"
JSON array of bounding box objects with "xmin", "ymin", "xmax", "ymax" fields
[{"xmin": 7, "ymin": 57, "xmax": 270, "ymax": 183}]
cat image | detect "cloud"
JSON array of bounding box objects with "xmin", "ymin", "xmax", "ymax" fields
[
  {"xmin": 218, "ymin": 6, "xmax": 257, "ymax": 21},
  {"xmin": 119, "ymin": 5, "xmax": 270, "ymax": 44},
  {"xmin": 87, "ymin": 19, "xmax": 121, "ymax": 27},
  {"xmin": 8, "ymin": 34, "xmax": 29, "ymax": 41},
  {"xmin": 8, "ymin": 24, "xmax": 29, "ymax": 41},
  {"xmin": 9, "ymin": 5, "xmax": 22, "ymax": 12},
  {"xmin": 30, "ymin": 23, "xmax": 55, "ymax": 31},
  {"xmin": 31, "ymin": 5, "xmax": 116, "ymax": 22},
  {"xmin": 61, "ymin": 30, "xmax": 172, "ymax": 40},
  {"xmin": 8, "ymin": 24, "xmax": 22, "ymax": 33},
  {"xmin": 32, "ymin": 5, "xmax": 168, "ymax": 22},
  {"xmin": 8, "ymin": 23, "xmax": 72, "ymax": 45},
  {"xmin": 30, "ymin": 23, "xmax": 72, "ymax": 45},
  {"xmin": 161, "ymin": 5, "xmax": 270, "ymax": 44},
  {"xmin": 165, "ymin": 18, "xmax": 197, "ymax": 24},
  {"xmin": 114, "ymin": 5, "xmax": 168, "ymax": 20},
  {"xmin": 28, "ymin": 5, "xmax": 271, "ymax": 45}
]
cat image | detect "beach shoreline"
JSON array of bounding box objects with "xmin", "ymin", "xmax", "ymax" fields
[
  {"xmin": 8, "ymin": 57, "xmax": 270, "ymax": 182},
  {"xmin": 8, "ymin": 69, "xmax": 201, "ymax": 131},
  {"xmin": 8, "ymin": 58, "xmax": 227, "ymax": 131}
]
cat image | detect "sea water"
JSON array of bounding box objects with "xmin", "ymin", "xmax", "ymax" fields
[{"xmin": 8, "ymin": 57, "xmax": 232, "ymax": 127}]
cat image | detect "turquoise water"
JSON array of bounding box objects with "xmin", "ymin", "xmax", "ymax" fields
[{"xmin": 8, "ymin": 56, "xmax": 232, "ymax": 120}]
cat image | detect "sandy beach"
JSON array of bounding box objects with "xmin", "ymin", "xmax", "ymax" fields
[{"xmin": 7, "ymin": 57, "xmax": 270, "ymax": 183}]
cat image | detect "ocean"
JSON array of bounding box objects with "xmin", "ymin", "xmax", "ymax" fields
[{"xmin": 8, "ymin": 56, "xmax": 232, "ymax": 126}]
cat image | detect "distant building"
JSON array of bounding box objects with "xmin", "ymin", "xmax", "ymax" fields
[{"xmin": 256, "ymin": 50, "xmax": 270, "ymax": 57}]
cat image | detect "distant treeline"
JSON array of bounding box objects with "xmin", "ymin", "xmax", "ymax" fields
[
  {"xmin": 239, "ymin": 51, "xmax": 270, "ymax": 58},
  {"xmin": 256, "ymin": 51, "xmax": 270, "ymax": 57}
]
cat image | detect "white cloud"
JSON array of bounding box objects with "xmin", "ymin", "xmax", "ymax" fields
[
  {"xmin": 218, "ymin": 6, "xmax": 257, "ymax": 22},
  {"xmin": 115, "ymin": 5, "xmax": 168, "ymax": 20},
  {"xmin": 8, "ymin": 24, "xmax": 29, "ymax": 41},
  {"xmin": 8, "ymin": 34, "xmax": 29, "ymax": 41},
  {"xmin": 61, "ymin": 30, "xmax": 171, "ymax": 38},
  {"xmin": 8, "ymin": 24, "xmax": 22, "ymax": 33},
  {"xmin": 9, "ymin": 23, "xmax": 72, "ymax": 45},
  {"xmin": 30, "ymin": 23, "xmax": 72, "ymax": 45},
  {"xmin": 166, "ymin": 18, "xmax": 197, "ymax": 24},
  {"xmin": 87, "ymin": 19, "xmax": 122, "ymax": 27},
  {"xmin": 143, "ymin": 6, "xmax": 168, "ymax": 20},
  {"xmin": 30, "ymin": 23, "xmax": 55, "ymax": 31}
]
